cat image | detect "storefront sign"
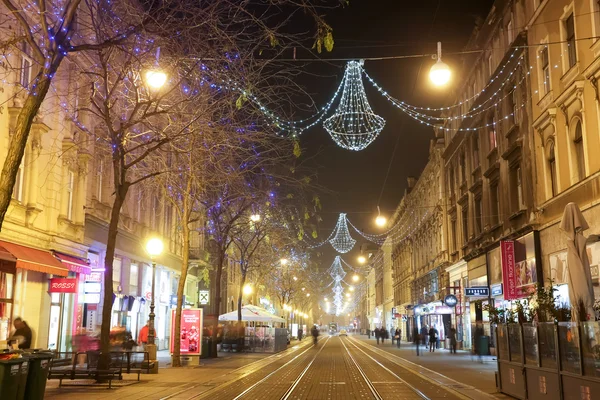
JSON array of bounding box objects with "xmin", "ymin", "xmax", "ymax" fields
[
  {"xmin": 86, "ymin": 272, "xmax": 102, "ymax": 282},
  {"xmin": 199, "ymin": 290, "xmax": 209, "ymax": 305},
  {"xmin": 82, "ymin": 293, "xmax": 100, "ymax": 304},
  {"xmin": 170, "ymin": 308, "xmax": 203, "ymax": 355},
  {"xmin": 434, "ymin": 306, "xmax": 454, "ymax": 314},
  {"xmin": 501, "ymin": 240, "xmax": 518, "ymax": 300},
  {"xmin": 48, "ymin": 278, "xmax": 78, "ymax": 293},
  {"xmin": 465, "ymin": 287, "xmax": 489, "ymax": 297},
  {"xmin": 491, "ymin": 284, "xmax": 503, "ymax": 296},
  {"xmin": 83, "ymin": 282, "xmax": 101, "ymax": 293},
  {"xmin": 444, "ymin": 294, "xmax": 458, "ymax": 307},
  {"xmin": 391, "ymin": 307, "xmax": 397, "ymax": 319}
]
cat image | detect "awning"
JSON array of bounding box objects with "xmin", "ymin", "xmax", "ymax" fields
[
  {"xmin": 52, "ymin": 251, "xmax": 91, "ymax": 275},
  {"xmin": 0, "ymin": 240, "xmax": 68, "ymax": 277}
]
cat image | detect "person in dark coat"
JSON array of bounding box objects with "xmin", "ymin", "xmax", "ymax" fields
[
  {"xmin": 10, "ymin": 318, "xmax": 32, "ymax": 349},
  {"xmin": 420, "ymin": 325, "xmax": 429, "ymax": 349},
  {"xmin": 374, "ymin": 327, "xmax": 380, "ymax": 344},
  {"xmin": 413, "ymin": 326, "xmax": 420, "ymax": 356},
  {"xmin": 449, "ymin": 327, "xmax": 457, "ymax": 354},
  {"xmin": 396, "ymin": 328, "xmax": 402, "ymax": 348},
  {"xmin": 428, "ymin": 325, "xmax": 439, "ymax": 352}
]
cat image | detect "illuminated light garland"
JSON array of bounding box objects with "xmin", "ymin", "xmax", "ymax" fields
[
  {"xmin": 329, "ymin": 213, "xmax": 356, "ymax": 253},
  {"xmin": 323, "ymin": 60, "xmax": 385, "ymax": 151},
  {"xmin": 367, "ymin": 62, "xmax": 527, "ymax": 123}
]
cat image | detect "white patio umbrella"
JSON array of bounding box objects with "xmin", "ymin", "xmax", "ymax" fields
[{"xmin": 559, "ymin": 202, "xmax": 595, "ymax": 321}]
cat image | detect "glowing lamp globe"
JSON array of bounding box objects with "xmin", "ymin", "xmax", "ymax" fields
[
  {"xmin": 357, "ymin": 255, "xmax": 366, "ymax": 264},
  {"xmin": 375, "ymin": 215, "xmax": 387, "ymax": 227},
  {"xmin": 349, "ymin": 286, "xmax": 355, "ymax": 292},
  {"xmin": 242, "ymin": 284, "xmax": 253, "ymax": 296},
  {"xmin": 145, "ymin": 70, "xmax": 167, "ymax": 89},
  {"xmin": 429, "ymin": 59, "xmax": 451, "ymax": 86},
  {"xmin": 352, "ymin": 274, "xmax": 360, "ymax": 282},
  {"xmin": 146, "ymin": 238, "xmax": 164, "ymax": 257}
]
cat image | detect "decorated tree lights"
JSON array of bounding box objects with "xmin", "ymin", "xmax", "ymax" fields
[{"xmin": 323, "ymin": 60, "xmax": 386, "ymax": 151}]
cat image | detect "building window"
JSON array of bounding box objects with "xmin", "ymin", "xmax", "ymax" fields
[
  {"xmin": 20, "ymin": 56, "xmax": 32, "ymax": 89},
  {"xmin": 449, "ymin": 169, "xmax": 455, "ymax": 198},
  {"xmin": 67, "ymin": 171, "xmax": 74, "ymax": 220},
  {"xmin": 12, "ymin": 161, "xmax": 24, "ymax": 202},
  {"xmin": 97, "ymin": 159, "xmax": 103, "ymax": 201},
  {"xmin": 565, "ymin": 13, "xmax": 577, "ymax": 69},
  {"xmin": 490, "ymin": 182, "xmax": 500, "ymax": 226},
  {"xmin": 512, "ymin": 84, "xmax": 520, "ymax": 125},
  {"xmin": 474, "ymin": 196, "xmax": 482, "ymax": 235},
  {"xmin": 488, "ymin": 113, "xmax": 497, "ymax": 150},
  {"xmin": 451, "ymin": 219, "xmax": 457, "ymax": 252},
  {"xmin": 548, "ymin": 141, "xmax": 558, "ymax": 196},
  {"xmin": 593, "ymin": 0, "xmax": 600, "ymax": 39},
  {"xmin": 507, "ymin": 19, "xmax": 514, "ymax": 45},
  {"xmin": 462, "ymin": 206, "xmax": 469, "ymax": 244},
  {"xmin": 574, "ymin": 121, "xmax": 585, "ymax": 182},
  {"xmin": 460, "ymin": 152, "xmax": 466, "ymax": 183},
  {"xmin": 510, "ymin": 166, "xmax": 524, "ymax": 212},
  {"xmin": 540, "ymin": 46, "xmax": 551, "ymax": 94},
  {"xmin": 473, "ymin": 135, "xmax": 480, "ymax": 168}
]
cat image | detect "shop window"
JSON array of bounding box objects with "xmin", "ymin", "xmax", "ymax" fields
[
  {"xmin": 573, "ymin": 121, "xmax": 585, "ymax": 182},
  {"xmin": 130, "ymin": 263, "xmax": 139, "ymax": 295},
  {"xmin": 113, "ymin": 258, "xmax": 122, "ymax": 292},
  {"xmin": 0, "ymin": 266, "xmax": 15, "ymax": 341},
  {"xmin": 564, "ymin": 13, "xmax": 577, "ymax": 69}
]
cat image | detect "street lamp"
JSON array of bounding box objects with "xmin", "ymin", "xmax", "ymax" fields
[
  {"xmin": 352, "ymin": 274, "xmax": 360, "ymax": 282},
  {"xmin": 357, "ymin": 255, "xmax": 366, "ymax": 264},
  {"xmin": 145, "ymin": 70, "xmax": 168, "ymax": 89},
  {"xmin": 429, "ymin": 42, "xmax": 451, "ymax": 86},
  {"xmin": 375, "ymin": 215, "xmax": 387, "ymax": 227},
  {"xmin": 306, "ymin": 293, "xmax": 310, "ymax": 297},
  {"xmin": 243, "ymin": 284, "xmax": 253, "ymax": 296},
  {"xmin": 145, "ymin": 238, "xmax": 164, "ymax": 358}
]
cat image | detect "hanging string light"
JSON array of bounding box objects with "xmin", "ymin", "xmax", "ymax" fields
[
  {"xmin": 323, "ymin": 60, "xmax": 386, "ymax": 151},
  {"xmin": 329, "ymin": 213, "xmax": 356, "ymax": 253}
]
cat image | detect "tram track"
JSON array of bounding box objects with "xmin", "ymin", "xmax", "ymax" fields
[
  {"xmin": 341, "ymin": 337, "xmax": 430, "ymax": 400},
  {"xmin": 160, "ymin": 336, "xmax": 328, "ymax": 400}
]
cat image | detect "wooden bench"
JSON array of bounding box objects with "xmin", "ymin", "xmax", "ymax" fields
[{"xmin": 48, "ymin": 351, "xmax": 123, "ymax": 389}]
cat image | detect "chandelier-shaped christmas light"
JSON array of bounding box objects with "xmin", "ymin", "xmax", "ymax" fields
[
  {"xmin": 323, "ymin": 60, "xmax": 386, "ymax": 151},
  {"xmin": 328, "ymin": 257, "xmax": 347, "ymax": 316},
  {"xmin": 329, "ymin": 213, "xmax": 356, "ymax": 253}
]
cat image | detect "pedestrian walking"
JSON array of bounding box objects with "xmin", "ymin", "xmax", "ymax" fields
[
  {"xmin": 395, "ymin": 329, "xmax": 401, "ymax": 348},
  {"xmin": 428, "ymin": 325, "xmax": 438, "ymax": 352},
  {"xmin": 375, "ymin": 327, "xmax": 380, "ymax": 344},
  {"xmin": 413, "ymin": 326, "xmax": 420, "ymax": 356},
  {"xmin": 382, "ymin": 328, "xmax": 388, "ymax": 344},
  {"xmin": 474, "ymin": 324, "xmax": 484, "ymax": 362},
  {"xmin": 449, "ymin": 327, "xmax": 457, "ymax": 354},
  {"xmin": 298, "ymin": 328, "xmax": 303, "ymax": 341},
  {"xmin": 391, "ymin": 328, "xmax": 396, "ymax": 345},
  {"xmin": 420, "ymin": 325, "xmax": 428, "ymax": 349}
]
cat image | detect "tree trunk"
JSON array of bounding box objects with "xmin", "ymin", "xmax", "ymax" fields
[
  {"xmin": 173, "ymin": 206, "xmax": 191, "ymax": 367},
  {"xmin": 210, "ymin": 252, "xmax": 224, "ymax": 357},
  {"xmin": 98, "ymin": 185, "xmax": 127, "ymax": 371},
  {"xmin": 0, "ymin": 63, "xmax": 61, "ymax": 230},
  {"xmin": 237, "ymin": 270, "xmax": 247, "ymax": 322}
]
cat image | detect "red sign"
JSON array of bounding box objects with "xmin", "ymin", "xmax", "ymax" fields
[
  {"xmin": 49, "ymin": 278, "xmax": 78, "ymax": 293},
  {"xmin": 170, "ymin": 309, "xmax": 203, "ymax": 355},
  {"xmin": 501, "ymin": 241, "xmax": 520, "ymax": 300}
]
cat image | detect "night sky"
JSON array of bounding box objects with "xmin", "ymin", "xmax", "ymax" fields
[{"xmin": 297, "ymin": 0, "xmax": 495, "ymax": 269}]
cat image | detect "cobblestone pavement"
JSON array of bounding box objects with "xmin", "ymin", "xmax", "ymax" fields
[{"xmin": 44, "ymin": 335, "xmax": 510, "ymax": 400}]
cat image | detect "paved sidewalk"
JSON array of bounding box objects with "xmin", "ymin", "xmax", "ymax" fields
[
  {"xmin": 44, "ymin": 342, "xmax": 307, "ymax": 400},
  {"xmin": 353, "ymin": 335, "xmax": 505, "ymax": 398}
]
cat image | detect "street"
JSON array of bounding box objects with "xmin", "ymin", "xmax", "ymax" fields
[{"xmin": 44, "ymin": 335, "xmax": 503, "ymax": 400}]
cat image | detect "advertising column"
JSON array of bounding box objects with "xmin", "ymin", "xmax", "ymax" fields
[{"xmin": 170, "ymin": 308, "xmax": 203, "ymax": 365}]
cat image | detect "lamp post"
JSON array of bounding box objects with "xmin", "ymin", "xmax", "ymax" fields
[{"xmin": 145, "ymin": 237, "xmax": 163, "ymax": 372}]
